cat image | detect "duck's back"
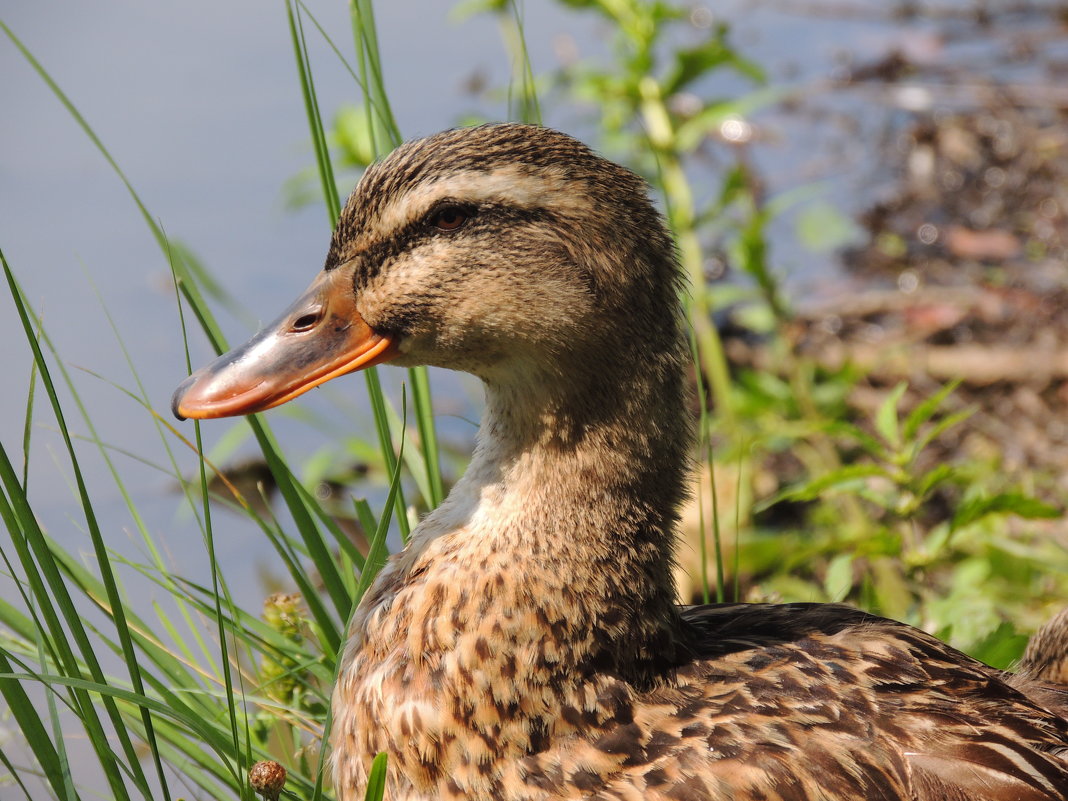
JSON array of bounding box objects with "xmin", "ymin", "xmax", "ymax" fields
[{"xmin": 514, "ymin": 603, "xmax": 1068, "ymax": 801}]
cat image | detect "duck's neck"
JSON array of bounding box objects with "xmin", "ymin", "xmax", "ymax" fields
[{"xmin": 419, "ymin": 339, "xmax": 694, "ymax": 682}]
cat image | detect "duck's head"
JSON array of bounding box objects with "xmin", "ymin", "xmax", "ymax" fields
[{"xmin": 172, "ymin": 123, "xmax": 682, "ymax": 420}]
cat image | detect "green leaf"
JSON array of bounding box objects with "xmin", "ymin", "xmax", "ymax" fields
[
  {"xmin": 875, "ymin": 382, "xmax": 907, "ymax": 449},
  {"xmin": 915, "ymin": 463, "xmax": 956, "ymax": 499},
  {"xmin": 763, "ymin": 575, "xmax": 826, "ymax": 603},
  {"xmin": 333, "ymin": 105, "xmax": 378, "ymax": 167},
  {"xmin": 663, "ymin": 33, "xmax": 764, "ymax": 95},
  {"xmin": 556, "ymin": 0, "xmax": 601, "ymax": 9},
  {"xmin": 902, "ymin": 379, "xmax": 960, "ymax": 442},
  {"xmin": 759, "ymin": 463, "xmax": 888, "ymax": 509},
  {"xmin": 676, "ymin": 87, "xmax": 784, "ymax": 153},
  {"xmin": 824, "ymin": 421, "xmax": 886, "ymax": 458},
  {"xmin": 951, "ymin": 493, "xmax": 1061, "ymax": 533},
  {"xmin": 824, "ymin": 554, "xmax": 854, "ymax": 603},
  {"xmin": 911, "ymin": 407, "xmax": 974, "ymax": 459},
  {"xmin": 967, "ymin": 621, "xmax": 1029, "ymax": 670},
  {"xmin": 870, "ymin": 557, "xmax": 913, "ymax": 621},
  {"xmin": 732, "ymin": 302, "xmax": 776, "ymax": 335},
  {"xmin": 450, "ymin": 0, "xmax": 509, "ymax": 20}
]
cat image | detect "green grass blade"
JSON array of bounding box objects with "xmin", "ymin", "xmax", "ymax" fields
[
  {"xmin": 503, "ymin": 0, "xmax": 542, "ymax": 124},
  {"xmin": 296, "ymin": 0, "xmax": 365, "ymax": 94},
  {"xmin": 2, "ymin": 253, "xmax": 152, "ymax": 800},
  {"xmin": 20, "ymin": 322, "xmax": 39, "ymax": 490},
  {"xmin": 288, "ymin": 0, "xmax": 429, "ymax": 546},
  {"xmin": 353, "ymin": 497, "xmax": 379, "ymax": 540},
  {"xmin": 409, "ymin": 367, "xmax": 444, "ymax": 508},
  {"xmin": 346, "ymin": 0, "xmax": 449, "ymax": 526},
  {"xmin": 705, "ymin": 440, "xmax": 725, "ymax": 604},
  {"xmin": 286, "ymin": 0, "xmax": 341, "ymax": 223},
  {"xmin": 40, "ymin": 540, "xmax": 227, "ymax": 718},
  {"xmin": 311, "ymin": 435, "xmax": 403, "ymax": 799},
  {"xmin": 8, "ymin": 265, "xmax": 172, "ymax": 798},
  {"xmin": 349, "ymin": 0, "xmax": 402, "ymax": 148},
  {"xmin": 0, "ymin": 744, "xmax": 38, "ymax": 800},
  {"xmin": 363, "ymin": 368, "xmax": 411, "ymax": 541},
  {"xmin": 363, "ymin": 752, "xmax": 388, "ymax": 801},
  {"xmin": 295, "ymin": 478, "xmax": 366, "ymax": 573},
  {"xmin": 29, "ymin": 275, "xmax": 242, "ymax": 801},
  {"xmin": 247, "ymin": 425, "xmax": 346, "ymax": 644},
  {"xmin": 172, "ymin": 267, "xmax": 248, "ymax": 793},
  {"xmin": 353, "ymin": 438, "xmax": 404, "ymax": 604},
  {"xmin": 0, "ymin": 670, "xmax": 243, "ymax": 773},
  {"xmin": 174, "ymin": 273, "xmax": 346, "ymax": 651},
  {"xmin": 0, "ymin": 649, "xmax": 70, "ymax": 799},
  {"xmin": 309, "ymin": 449, "xmax": 401, "ymax": 801},
  {"xmin": 687, "ymin": 328, "xmax": 715, "ymax": 603}
]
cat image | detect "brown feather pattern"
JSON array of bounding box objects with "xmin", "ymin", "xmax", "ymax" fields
[{"xmin": 315, "ymin": 124, "xmax": 1068, "ymax": 800}]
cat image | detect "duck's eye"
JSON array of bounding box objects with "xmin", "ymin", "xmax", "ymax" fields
[{"xmin": 430, "ymin": 206, "xmax": 470, "ymax": 231}]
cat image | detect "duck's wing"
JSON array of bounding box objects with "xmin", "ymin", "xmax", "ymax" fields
[
  {"xmin": 660, "ymin": 603, "xmax": 1068, "ymax": 801},
  {"xmin": 1010, "ymin": 678, "xmax": 1068, "ymax": 722},
  {"xmin": 509, "ymin": 604, "xmax": 1067, "ymax": 800}
]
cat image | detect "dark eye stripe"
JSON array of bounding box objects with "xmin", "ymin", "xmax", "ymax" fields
[{"xmin": 327, "ymin": 202, "xmax": 557, "ymax": 280}]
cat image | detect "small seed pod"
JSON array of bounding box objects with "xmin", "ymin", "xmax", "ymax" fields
[{"xmin": 248, "ymin": 760, "xmax": 287, "ymax": 801}]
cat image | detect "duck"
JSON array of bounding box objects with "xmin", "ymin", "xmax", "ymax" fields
[{"xmin": 172, "ymin": 123, "xmax": 1068, "ymax": 801}]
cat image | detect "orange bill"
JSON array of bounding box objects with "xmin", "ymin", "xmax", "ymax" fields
[{"xmin": 172, "ymin": 266, "xmax": 397, "ymax": 420}]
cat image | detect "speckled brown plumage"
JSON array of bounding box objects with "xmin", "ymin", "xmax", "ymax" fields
[
  {"xmin": 1011, "ymin": 609, "xmax": 1068, "ymax": 726},
  {"xmin": 244, "ymin": 124, "xmax": 1068, "ymax": 800}
]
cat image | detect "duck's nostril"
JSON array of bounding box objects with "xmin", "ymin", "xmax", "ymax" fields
[{"xmin": 291, "ymin": 312, "xmax": 320, "ymax": 332}]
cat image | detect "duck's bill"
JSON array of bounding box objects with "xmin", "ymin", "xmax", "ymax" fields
[{"xmin": 172, "ymin": 267, "xmax": 397, "ymax": 420}]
